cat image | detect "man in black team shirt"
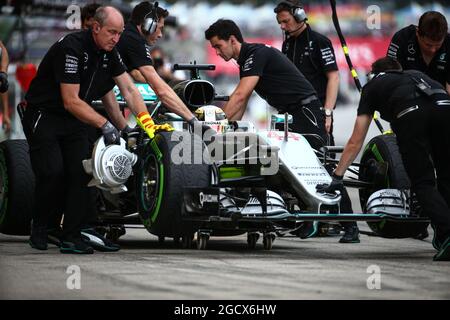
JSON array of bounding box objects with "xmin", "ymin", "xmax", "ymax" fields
[
  {"xmin": 317, "ymin": 57, "xmax": 450, "ymax": 261},
  {"xmin": 387, "ymin": 11, "xmax": 450, "ymax": 239},
  {"xmin": 115, "ymin": 1, "xmax": 195, "ymax": 121},
  {"xmin": 274, "ymin": 0, "xmax": 339, "ymax": 146},
  {"xmin": 274, "ymin": 1, "xmax": 356, "ymax": 240},
  {"xmin": 205, "ymin": 19, "xmax": 326, "ymax": 144},
  {"xmin": 387, "ymin": 11, "xmax": 450, "ymax": 95},
  {"xmin": 205, "ymin": 19, "xmax": 359, "ymax": 242},
  {"xmin": 24, "ymin": 6, "xmax": 172, "ymax": 254}
]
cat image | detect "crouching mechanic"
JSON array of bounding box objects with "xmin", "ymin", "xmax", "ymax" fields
[
  {"xmin": 23, "ymin": 6, "xmax": 172, "ymax": 254},
  {"xmin": 316, "ymin": 57, "xmax": 450, "ymax": 261},
  {"xmin": 205, "ymin": 19, "xmax": 358, "ymax": 242}
]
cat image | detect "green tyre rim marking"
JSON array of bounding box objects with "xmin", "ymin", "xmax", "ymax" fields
[
  {"xmin": 141, "ymin": 139, "xmax": 165, "ymax": 228},
  {"xmin": 0, "ymin": 150, "xmax": 8, "ymax": 226},
  {"xmin": 368, "ymin": 143, "xmax": 390, "ymax": 231},
  {"xmin": 370, "ymin": 144, "xmax": 384, "ymax": 163},
  {"xmin": 370, "ymin": 143, "xmax": 390, "ymax": 188}
]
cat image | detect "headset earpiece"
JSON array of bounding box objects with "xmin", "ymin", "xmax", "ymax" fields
[
  {"xmin": 292, "ymin": 6, "xmax": 307, "ymax": 22},
  {"xmin": 142, "ymin": 1, "xmax": 159, "ymax": 35}
]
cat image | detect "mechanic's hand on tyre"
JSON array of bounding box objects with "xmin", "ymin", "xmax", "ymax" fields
[
  {"xmin": 316, "ymin": 172, "xmax": 344, "ymax": 194},
  {"xmin": 120, "ymin": 124, "xmax": 140, "ymax": 139},
  {"xmin": 101, "ymin": 120, "xmax": 121, "ymax": 145},
  {"xmin": 188, "ymin": 117, "xmax": 213, "ymax": 137},
  {"xmin": 136, "ymin": 111, "xmax": 174, "ymax": 139},
  {"xmin": 0, "ymin": 72, "xmax": 8, "ymax": 93}
]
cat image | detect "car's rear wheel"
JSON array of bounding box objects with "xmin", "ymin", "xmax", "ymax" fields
[
  {"xmin": 0, "ymin": 140, "xmax": 34, "ymax": 235},
  {"xmin": 359, "ymin": 134, "xmax": 428, "ymax": 238}
]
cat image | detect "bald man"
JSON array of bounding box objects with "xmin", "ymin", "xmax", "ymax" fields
[{"xmin": 23, "ymin": 6, "xmax": 170, "ymax": 254}]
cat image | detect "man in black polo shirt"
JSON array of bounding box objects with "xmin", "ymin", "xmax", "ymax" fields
[
  {"xmin": 24, "ymin": 6, "xmax": 171, "ymax": 254},
  {"xmin": 274, "ymin": 1, "xmax": 357, "ymax": 241},
  {"xmin": 317, "ymin": 57, "xmax": 450, "ymax": 261},
  {"xmin": 205, "ymin": 19, "xmax": 326, "ymax": 146},
  {"xmin": 387, "ymin": 10, "xmax": 449, "ymax": 239},
  {"xmin": 205, "ymin": 19, "xmax": 359, "ymax": 242},
  {"xmin": 115, "ymin": 1, "xmax": 194, "ymax": 121},
  {"xmin": 387, "ymin": 11, "xmax": 450, "ymax": 94},
  {"xmin": 274, "ymin": 0, "xmax": 339, "ymax": 144}
]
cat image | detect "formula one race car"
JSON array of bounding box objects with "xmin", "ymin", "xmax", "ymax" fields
[{"xmin": 0, "ymin": 63, "xmax": 429, "ymax": 250}]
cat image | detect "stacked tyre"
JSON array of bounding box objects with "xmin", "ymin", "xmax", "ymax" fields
[{"xmin": 0, "ymin": 140, "xmax": 34, "ymax": 235}]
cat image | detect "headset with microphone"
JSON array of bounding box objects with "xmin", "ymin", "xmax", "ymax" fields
[
  {"xmin": 142, "ymin": 1, "xmax": 159, "ymax": 35},
  {"xmin": 277, "ymin": 1, "xmax": 307, "ymax": 23},
  {"xmin": 276, "ymin": 2, "xmax": 318, "ymax": 72}
]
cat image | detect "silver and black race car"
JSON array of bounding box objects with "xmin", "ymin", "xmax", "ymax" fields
[{"xmin": 0, "ymin": 64, "xmax": 429, "ymax": 250}]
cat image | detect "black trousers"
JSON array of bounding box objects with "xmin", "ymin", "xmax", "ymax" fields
[
  {"xmin": 86, "ymin": 125, "xmax": 103, "ymax": 226},
  {"xmin": 22, "ymin": 107, "xmax": 90, "ymax": 239},
  {"xmin": 391, "ymin": 98, "xmax": 450, "ymax": 238},
  {"xmin": 289, "ymin": 100, "xmax": 329, "ymax": 151}
]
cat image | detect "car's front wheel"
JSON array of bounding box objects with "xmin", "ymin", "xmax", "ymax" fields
[
  {"xmin": 359, "ymin": 134, "xmax": 428, "ymax": 238},
  {"xmin": 136, "ymin": 131, "xmax": 211, "ymax": 238}
]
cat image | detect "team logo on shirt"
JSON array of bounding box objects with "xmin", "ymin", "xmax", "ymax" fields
[
  {"xmin": 408, "ymin": 43, "xmax": 416, "ymax": 55},
  {"xmin": 145, "ymin": 45, "xmax": 152, "ymax": 60},
  {"xmin": 83, "ymin": 52, "xmax": 88, "ymax": 70},
  {"xmin": 242, "ymin": 54, "xmax": 254, "ymax": 72},
  {"xmin": 116, "ymin": 51, "xmax": 124, "ymax": 66},
  {"xmin": 440, "ymin": 53, "xmax": 446, "ymax": 61},
  {"xmin": 102, "ymin": 53, "xmax": 109, "ymax": 68},
  {"xmin": 321, "ymin": 47, "xmax": 336, "ymax": 66},
  {"xmin": 387, "ymin": 42, "xmax": 399, "ymax": 58},
  {"xmin": 65, "ymin": 54, "xmax": 78, "ymax": 74}
]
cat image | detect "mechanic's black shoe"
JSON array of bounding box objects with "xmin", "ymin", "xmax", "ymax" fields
[
  {"xmin": 339, "ymin": 226, "xmax": 360, "ymax": 243},
  {"xmin": 81, "ymin": 228, "xmax": 120, "ymax": 252},
  {"xmin": 47, "ymin": 227, "xmax": 63, "ymax": 247},
  {"xmin": 327, "ymin": 224, "xmax": 343, "ymax": 236},
  {"xmin": 60, "ymin": 237, "xmax": 94, "ymax": 254},
  {"xmin": 29, "ymin": 226, "xmax": 48, "ymax": 250},
  {"xmin": 413, "ymin": 228, "xmax": 429, "ymax": 240},
  {"xmin": 431, "ymin": 224, "xmax": 446, "ymax": 250},
  {"xmin": 433, "ymin": 237, "xmax": 450, "ymax": 261},
  {"xmin": 413, "ymin": 224, "xmax": 430, "ymax": 240},
  {"xmin": 294, "ymin": 222, "xmax": 319, "ymax": 239}
]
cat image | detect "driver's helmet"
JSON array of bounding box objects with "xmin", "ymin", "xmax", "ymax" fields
[
  {"xmin": 194, "ymin": 105, "xmax": 229, "ymax": 133},
  {"xmin": 195, "ymin": 105, "xmax": 227, "ymax": 121}
]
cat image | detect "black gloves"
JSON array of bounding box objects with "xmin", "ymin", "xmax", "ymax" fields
[
  {"xmin": 188, "ymin": 117, "xmax": 213, "ymax": 137},
  {"xmin": 316, "ymin": 172, "xmax": 344, "ymax": 194},
  {"xmin": 120, "ymin": 124, "xmax": 140, "ymax": 139},
  {"xmin": 0, "ymin": 72, "xmax": 8, "ymax": 93},
  {"xmin": 101, "ymin": 121, "xmax": 120, "ymax": 145}
]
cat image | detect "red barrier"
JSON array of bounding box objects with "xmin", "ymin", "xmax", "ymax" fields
[{"xmin": 16, "ymin": 63, "xmax": 37, "ymax": 92}]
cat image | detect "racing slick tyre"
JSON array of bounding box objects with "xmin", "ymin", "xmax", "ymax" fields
[
  {"xmin": 136, "ymin": 131, "xmax": 210, "ymax": 239},
  {"xmin": 358, "ymin": 134, "xmax": 428, "ymax": 238},
  {"xmin": 0, "ymin": 140, "xmax": 34, "ymax": 235}
]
